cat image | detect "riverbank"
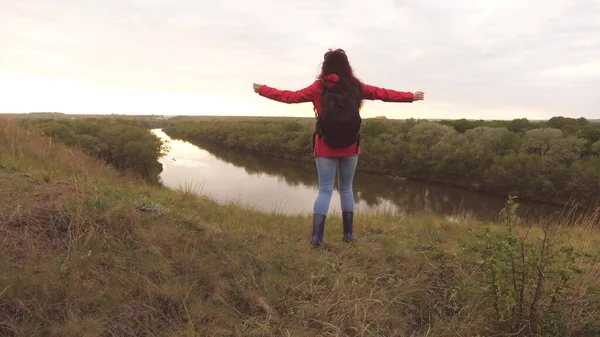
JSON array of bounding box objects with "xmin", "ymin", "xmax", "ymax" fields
[
  {"xmin": 153, "ymin": 128, "xmax": 574, "ymax": 222},
  {"xmin": 1, "ymin": 120, "xmax": 600, "ymax": 336},
  {"xmin": 161, "ymin": 117, "xmax": 600, "ymax": 209}
]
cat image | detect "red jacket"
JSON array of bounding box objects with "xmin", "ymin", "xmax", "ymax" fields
[{"xmin": 258, "ymin": 74, "xmax": 415, "ymax": 157}]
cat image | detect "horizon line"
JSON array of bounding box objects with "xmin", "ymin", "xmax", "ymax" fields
[{"xmin": 2, "ymin": 111, "xmax": 599, "ymax": 122}]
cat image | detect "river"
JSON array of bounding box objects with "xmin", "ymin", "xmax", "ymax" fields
[{"xmin": 152, "ymin": 129, "xmax": 569, "ymax": 222}]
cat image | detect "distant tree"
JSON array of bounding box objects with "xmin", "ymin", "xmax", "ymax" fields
[
  {"xmin": 465, "ymin": 126, "xmax": 520, "ymax": 156},
  {"xmin": 430, "ymin": 132, "xmax": 468, "ymax": 184},
  {"xmin": 521, "ymin": 128, "xmax": 563, "ymax": 156},
  {"xmin": 592, "ymin": 140, "xmax": 600, "ymax": 156},
  {"xmin": 408, "ymin": 121, "xmax": 455, "ymax": 149},
  {"xmin": 360, "ymin": 119, "xmax": 392, "ymax": 139},
  {"xmin": 507, "ymin": 118, "xmax": 532, "ymax": 134},
  {"xmin": 440, "ymin": 118, "xmax": 478, "ymax": 133},
  {"xmin": 484, "ymin": 153, "xmax": 553, "ymax": 200},
  {"xmin": 546, "ymin": 136, "xmax": 588, "ymax": 166},
  {"xmin": 564, "ymin": 157, "xmax": 600, "ymax": 206},
  {"xmin": 578, "ymin": 124, "xmax": 600, "ymax": 143},
  {"xmin": 547, "ymin": 116, "xmax": 588, "ymax": 130}
]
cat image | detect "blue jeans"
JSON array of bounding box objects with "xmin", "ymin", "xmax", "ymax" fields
[{"xmin": 313, "ymin": 156, "xmax": 358, "ymax": 216}]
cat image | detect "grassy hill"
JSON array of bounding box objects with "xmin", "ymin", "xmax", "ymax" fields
[{"xmin": 1, "ymin": 120, "xmax": 599, "ymax": 336}]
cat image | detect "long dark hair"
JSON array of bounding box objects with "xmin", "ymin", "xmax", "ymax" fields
[{"xmin": 317, "ymin": 48, "xmax": 363, "ymax": 108}]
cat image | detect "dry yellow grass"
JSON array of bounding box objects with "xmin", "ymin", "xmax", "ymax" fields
[{"xmin": 0, "ymin": 119, "xmax": 599, "ymax": 336}]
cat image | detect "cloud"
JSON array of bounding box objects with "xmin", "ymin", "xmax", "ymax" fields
[
  {"xmin": 541, "ymin": 60, "xmax": 600, "ymax": 78},
  {"xmin": 1, "ymin": 0, "xmax": 599, "ymax": 118}
]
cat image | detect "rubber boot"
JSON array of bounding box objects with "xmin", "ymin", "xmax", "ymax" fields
[
  {"xmin": 310, "ymin": 214, "xmax": 326, "ymax": 247},
  {"xmin": 342, "ymin": 212, "xmax": 353, "ymax": 242}
]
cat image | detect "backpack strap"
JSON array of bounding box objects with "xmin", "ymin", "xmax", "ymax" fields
[
  {"xmin": 312, "ymin": 80, "xmax": 330, "ymax": 152},
  {"xmin": 312, "ymin": 106, "xmax": 318, "ymax": 151}
]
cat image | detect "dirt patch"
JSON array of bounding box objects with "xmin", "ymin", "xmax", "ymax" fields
[
  {"xmin": 0, "ymin": 171, "xmax": 32, "ymax": 183},
  {"xmin": 34, "ymin": 179, "xmax": 77, "ymax": 205},
  {"xmin": 0, "ymin": 174, "xmax": 82, "ymax": 262},
  {"xmin": 1, "ymin": 173, "xmax": 78, "ymax": 224}
]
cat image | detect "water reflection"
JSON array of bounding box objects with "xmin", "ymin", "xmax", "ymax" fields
[{"xmin": 153, "ymin": 129, "xmax": 567, "ymax": 221}]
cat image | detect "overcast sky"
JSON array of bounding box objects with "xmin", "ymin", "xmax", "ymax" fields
[{"xmin": 1, "ymin": 0, "xmax": 599, "ymax": 119}]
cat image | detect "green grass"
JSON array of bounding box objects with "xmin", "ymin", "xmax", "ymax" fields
[{"xmin": 1, "ymin": 119, "xmax": 599, "ymax": 336}]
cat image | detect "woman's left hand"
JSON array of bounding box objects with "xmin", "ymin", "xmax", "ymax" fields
[{"xmin": 253, "ymin": 83, "xmax": 262, "ymax": 93}]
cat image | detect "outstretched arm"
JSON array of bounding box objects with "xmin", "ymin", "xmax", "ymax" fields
[
  {"xmin": 253, "ymin": 81, "xmax": 320, "ymax": 104},
  {"xmin": 361, "ymin": 83, "xmax": 424, "ymax": 102}
]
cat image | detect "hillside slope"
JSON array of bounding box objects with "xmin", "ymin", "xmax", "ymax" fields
[{"xmin": 1, "ymin": 120, "xmax": 599, "ymax": 336}]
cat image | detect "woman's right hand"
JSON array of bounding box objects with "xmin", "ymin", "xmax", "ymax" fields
[{"xmin": 413, "ymin": 91, "xmax": 425, "ymax": 101}]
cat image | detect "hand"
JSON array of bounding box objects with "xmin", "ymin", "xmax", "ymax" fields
[
  {"xmin": 413, "ymin": 91, "xmax": 424, "ymax": 101},
  {"xmin": 253, "ymin": 83, "xmax": 262, "ymax": 93}
]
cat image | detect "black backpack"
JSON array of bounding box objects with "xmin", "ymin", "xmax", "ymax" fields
[{"xmin": 313, "ymin": 83, "xmax": 362, "ymax": 152}]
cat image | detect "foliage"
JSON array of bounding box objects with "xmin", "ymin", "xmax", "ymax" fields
[
  {"xmin": 473, "ymin": 196, "xmax": 580, "ymax": 335},
  {"xmin": 163, "ymin": 116, "xmax": 600, "ymax": 208},
  {"xmin": 20, "ymin": 118, "xmax": 167, "ymax": 182},
  {"xmin": 591, "ymin": 140, "xmax": 600, "ymax": 155},
  {"xmin": 521, "ymin": 128, "xmax": 563, "ymax": 156}
]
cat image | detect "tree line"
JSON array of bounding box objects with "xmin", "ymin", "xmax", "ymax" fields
[
  {"xmin": 163, "ymin": 116, "xmax": 600, "ymax": 208},
  {"xmin": 21, "ymin": 118, "xmax": 166, "ymax": 182}
]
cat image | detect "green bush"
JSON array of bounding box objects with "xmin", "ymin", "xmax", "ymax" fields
[
  {"xmin": 23, "ymin": 118, "xmax": 166, "ymax": 182},
  {"xmin": 473, "ymin": 196, "xmax": 579, "ymax": 335}
]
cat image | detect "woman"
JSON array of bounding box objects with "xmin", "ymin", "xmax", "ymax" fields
[{"xmin": 253, "ymin": 48, "xmax": 424, "ymax": 246}]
